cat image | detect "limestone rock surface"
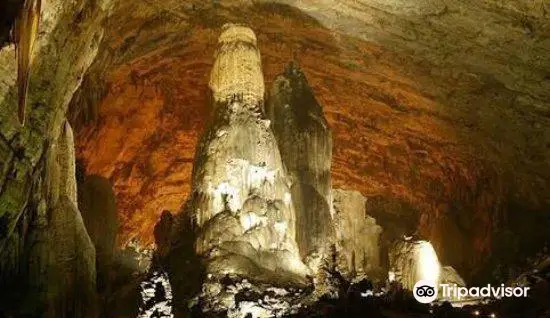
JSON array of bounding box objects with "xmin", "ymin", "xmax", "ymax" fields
[
  {"xmin": 26, "ymin": 195, "xmax": 97, "ymax": 317},
  {"xmin": 23, "ymin": 121, "xmax": 97, "ymax": 317},
  {"xmin": 0, "ymin": 1, "xmax": 109, "ymax": 311}
]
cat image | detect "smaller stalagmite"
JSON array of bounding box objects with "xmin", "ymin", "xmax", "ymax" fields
[
  {"xmin": 388, "ymin": 239, "xmax": 441, "ymax": 290},
  {"xmin": 267, "ymin": 62, "xmax": 334, "ymax": 270},
  {"xmin": 388, "ymin": 238, "xmax": 466, "ymax": 298},
  {"xmin": 332, "ymin": 189, "xmax": 383, "ymax": 280},
  {"xmin": 154, "ymin": 210, "xmax": 174, "ymax": 258}
]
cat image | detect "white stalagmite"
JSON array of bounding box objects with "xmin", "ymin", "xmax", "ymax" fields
[{"xmin": 191, "ymin": 24, "xmax": 308, "ymax": 285}]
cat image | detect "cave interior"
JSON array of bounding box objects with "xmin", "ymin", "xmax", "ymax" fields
[{"xmin": 0, "ymin": 0, "xmax": 549, "ymax": 317}]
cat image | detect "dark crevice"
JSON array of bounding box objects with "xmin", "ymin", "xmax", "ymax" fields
[{"xmin": 0, "ymin": 0, "xmax": 22, "ymax": 47}]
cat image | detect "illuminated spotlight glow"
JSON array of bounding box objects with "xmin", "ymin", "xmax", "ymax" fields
[
  {"xmin": 472, "ymin": 310, "xmax": 480, "ymax": 316},
  {"xmin": 416, "ymin": 241, "xmax": 440, "ymax": 283},
  {"xmin": 490, "ymin": 313, "xmax": 496, "ymax": 318}
]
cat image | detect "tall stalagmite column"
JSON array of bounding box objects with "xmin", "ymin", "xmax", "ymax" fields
[{"xmin": 190, "ymin": 24, "xmax": 308, "ymax": 285}]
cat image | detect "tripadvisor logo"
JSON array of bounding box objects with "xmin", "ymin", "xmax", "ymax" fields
[
  {"xmin": 413, "ymin": 280, "xmax": 530, "ymax": 303},
  {"xmin": 413, "ymin": 280, "xmax": 438, "ymax": 303}
]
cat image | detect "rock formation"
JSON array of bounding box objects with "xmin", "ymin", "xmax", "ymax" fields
[
  {"xmin": 0, "ymin": 0, "xmax": 107, "ymax": 314},
  {"xmin": 267, "ymin": 62, "xmax": 334, "ymax": 270},
  {"xmin": 78, "ymin": 174, "xmax": 118, "ymax": 292},
  {"xmin": 440, "ymin": 266, "xmax": 467, "ymax": 288},
  {"xmin": 189, "ymin": 24, "xmax": 308, "ymax": 285},
  {"xmin": 388, "ymin": 239, "xmax": 441, "ymax": 290},
  {"xmin": 154, "ymin": 210, "xmax": 174, "ymax": 258},
  {"xmin": 332, "ymin": 189, "xmax": 383, "ymax": 280},
  {"xmin": 57, "ymin": 1, "xmax": 549, "ymax": 285},
  {"xmin": 0, "ymin": 0, "xmax": 547, "ymax": 313},
  {"xmin": 25, "ymin": 121, "xmax": 97, "ymax": 317}
]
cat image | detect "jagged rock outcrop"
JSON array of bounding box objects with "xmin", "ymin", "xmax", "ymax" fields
[
  {"xmin": 189, "ymin": 24, "xmax": 308, "ymax": 285},
  {"xmin": 267, "ymin": 62, "xmax": 334, "ymax": 270},
  {"xmin": 331, "ymin": 189, "xmax": 383, "ymax": 280}
]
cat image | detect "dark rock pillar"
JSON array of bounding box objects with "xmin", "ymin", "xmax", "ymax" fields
[
  {"xmin": 78, "ymin": 174, "xmax": 118, "ymax": 292},
  {"xmin": 266, "ymin": 62, "xmax": 335, "ymax": 270}
]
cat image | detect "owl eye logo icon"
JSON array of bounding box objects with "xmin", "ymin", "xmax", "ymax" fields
[
  {"xmin": 415, "ymin": 285, "xmax": 435, "ymax": 297},
  {"xmin": 413, "ymin": 280, "xmax": 438, "ymax": 303}
]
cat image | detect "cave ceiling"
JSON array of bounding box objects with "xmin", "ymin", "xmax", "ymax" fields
[{"xmin": 2, "ymin": 0, "xmax": 548, "ymax": 279}]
